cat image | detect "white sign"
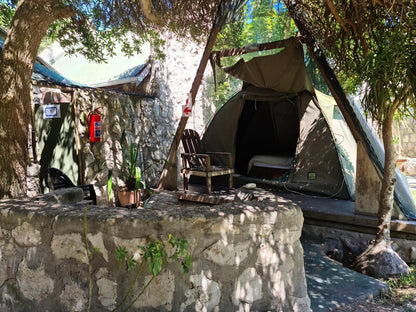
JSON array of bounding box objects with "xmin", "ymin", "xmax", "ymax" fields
[
  {"xmin": 182, "ymin": 105, "xmax": 192, "ymax": 117},
  {"xmin": 43, "ymin": 104, "xmax": 61, "ymax": 119},
  {"xmin": 182, "ymin": 93, "xmax": 193, "ymax": 117}
]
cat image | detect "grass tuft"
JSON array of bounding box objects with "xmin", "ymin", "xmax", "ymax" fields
[{"xmin": 378, "ymin": 265, "xmax": 416, "ymax": 307}]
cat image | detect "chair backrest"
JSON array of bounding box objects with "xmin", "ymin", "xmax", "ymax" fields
[
  {"xmin": 45, "ymin": 168, "xmax": 76, "ymax": 190},
  {"xmin": 181, "ymin": 129, "xmax": 205, "ymax": 167},
  {"xmin": 182, "ymin": 129, "xmax": 202, "ymax": 154}
]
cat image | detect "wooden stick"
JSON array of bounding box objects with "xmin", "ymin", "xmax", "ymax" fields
[
  {"xmin": 284, "ymin": 0, "xmax": 383, "ymax": 174},
  {"xmin": 211, "ymin": 37, "xmax": 293, "ymax": 67},
  {"xmin": 157, "ymin": 0, "xmax": 228, "ymax": 190}
]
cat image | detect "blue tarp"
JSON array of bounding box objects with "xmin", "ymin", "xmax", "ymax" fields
[{"xmin": 1, "ymin": 37, "xmax": 86, "ymax": 88}]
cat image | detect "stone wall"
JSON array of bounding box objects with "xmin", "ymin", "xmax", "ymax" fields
[
  {"xmin": 393, "ymin": 117, "xmax": 416, "ymax": 158},
  {"xmin": 303, "ymin": 224, "xmax": 416, "ymax": 264},
  {"xmin": 30, "ymin": 33, "xmax": 218, "ymax": 204},
  {"xmin": 74, "ymin": 88, "xmax": 168, "ymax": 205},
  {"xmin": 0, "ymin": 190, "xmax": 311, "ymax": 312}
]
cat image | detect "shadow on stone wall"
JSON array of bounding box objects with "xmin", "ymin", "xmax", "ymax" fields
[{"xmin": 0, "ymin": 189, "xmax": 311, "ymax": 311}]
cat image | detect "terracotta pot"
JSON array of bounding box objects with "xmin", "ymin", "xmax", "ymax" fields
[{"xmin": 118, "ymin": 189, "xmax": 140, "ymax": 207}]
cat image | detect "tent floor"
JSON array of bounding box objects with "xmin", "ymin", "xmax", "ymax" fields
[{"xmin": 177, "ymin": 180, "xmax": 416, "ymax": 238}]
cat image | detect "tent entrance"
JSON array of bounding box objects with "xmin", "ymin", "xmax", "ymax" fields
[{"xmin": 234, "ymin": 97, "xmax": 299, "ymax": 180}]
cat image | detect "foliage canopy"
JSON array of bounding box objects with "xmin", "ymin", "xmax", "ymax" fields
[{"xmin": 291, "ymin": 0, "xmax": 416, "ymax": 123}]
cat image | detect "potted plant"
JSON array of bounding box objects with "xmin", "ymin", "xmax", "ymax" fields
[{"xmin": 107, "ymin": 132, "xmax": 151, "ymax": 207}]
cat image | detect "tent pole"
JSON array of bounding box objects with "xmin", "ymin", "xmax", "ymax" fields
[
  {"xmin": 285, "ymin": 1, "xmax": 383, "ymax": 174},
  {"xmin": 157, "ymin": 0, "xmax": 227, "ymax": 190},
  {"xmin": 211, "ymin": 37, "xmax": 293, "ymax": 65}
]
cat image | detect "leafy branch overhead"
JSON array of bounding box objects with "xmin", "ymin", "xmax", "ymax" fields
[{"xmin": 45, "ymin": 0, "xmax": 223, "ymax": 63}]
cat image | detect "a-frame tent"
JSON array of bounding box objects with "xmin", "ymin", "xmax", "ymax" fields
[
  {"xmin": 202, "ymin": 38, "xmax": 356, "ymax": 199},
  {"xmin": 158, "ymin": 0, "xmax": 416, "ymax": 220}
]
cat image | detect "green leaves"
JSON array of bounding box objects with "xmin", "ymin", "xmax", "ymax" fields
[
  {"xmin": 116, "ymin": 246, "xmax": 128, "ymax": 262},
  {"xmin": 116, "ymin": 234, "xmax": 192, "ymax": 276}
]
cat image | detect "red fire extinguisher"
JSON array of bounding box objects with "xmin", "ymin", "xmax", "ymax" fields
[{"xmin": 88, "ymin": 108, "xmax": 101, "ymax": 142}]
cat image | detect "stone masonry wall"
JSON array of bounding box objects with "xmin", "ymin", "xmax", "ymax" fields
[
  {"xmin": 0, "ymin": 190, "xmax": 311, "ymax": 312},
  {"xmin": 393, "ymin": 117, "xmax": 416, "ymax": 158},
  {"xmin": 74, "ymin": 88, "xmax": 167, "ymax": 206},
  {"xmin": 30, "ymin": 33, "xmax": 217, "ymax": 204}
]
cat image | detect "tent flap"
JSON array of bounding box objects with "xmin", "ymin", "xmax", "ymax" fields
[{"xmin": 222, "ymin": 38, "xmax": 314, "ymax": 94}]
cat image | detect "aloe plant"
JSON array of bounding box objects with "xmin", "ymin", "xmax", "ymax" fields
[{"xmin": 107, "ymin": 131, "xmax": 151, "ymax": 200}]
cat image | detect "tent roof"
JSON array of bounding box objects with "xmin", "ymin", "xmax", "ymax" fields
[{"xmin": 221, "ymin": 37, "xmax": 314, "ymax": 94}]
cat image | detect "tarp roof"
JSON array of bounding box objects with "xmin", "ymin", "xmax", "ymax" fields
[
  {"xmin": 0, "ymin": 37, "xmax": 86, "ymax": 88},
  {"xmin": 38, "ymin": 39, "xmax": 150, "ymax": 86}
]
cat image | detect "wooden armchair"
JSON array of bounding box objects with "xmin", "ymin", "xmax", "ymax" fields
[{"xmin": 181, "ymin": 129, "xmax": 234, "ymax": 194}]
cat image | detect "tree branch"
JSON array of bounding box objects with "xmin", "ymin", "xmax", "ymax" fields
[
  {"xmin": 138, "ymin": 0, "xmax": 164, "ymax": 26},
  {"xmin": 324, "ymin": 0, "xmax": 352, "ymax": 33}
]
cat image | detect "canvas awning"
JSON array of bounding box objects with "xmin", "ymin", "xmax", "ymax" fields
[{"xmin": 221, "ymin": 37, "xmax": 314, "ymax": 94}]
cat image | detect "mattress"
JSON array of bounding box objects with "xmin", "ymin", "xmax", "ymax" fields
[{"xmin": 247, "ymin": 154, "xmax": 294, "ymax": 174}]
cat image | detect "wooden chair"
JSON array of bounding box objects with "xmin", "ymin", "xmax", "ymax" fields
[{"xmin": 181, "ymin": 129, "xmax": 234, "ymax": 194}]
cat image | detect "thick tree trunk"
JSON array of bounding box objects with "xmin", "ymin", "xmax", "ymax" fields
[
  {"xmin": 376, "ymin": 110, "xmax": 397, "ymax": 246},
  {"xmin": 0, "ymin": 0, "xmax": 74, "ymax": 198},
  {"xmin": 354, "ymin": 99, "xmax": 410, "ymax": 278}
]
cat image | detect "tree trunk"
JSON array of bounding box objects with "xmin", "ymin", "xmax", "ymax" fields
[
  {"xmin": 0, "ymin": 0, "xmax": 74, "ymax": 198},
  {"xmin": 376, "ymin": 110, "xmax": 397, "ymax": 246}
]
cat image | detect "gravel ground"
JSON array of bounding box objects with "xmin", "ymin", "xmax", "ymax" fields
[{"xmin": 334, "ymin": 288, "xmax": 416, "ymax": 312}]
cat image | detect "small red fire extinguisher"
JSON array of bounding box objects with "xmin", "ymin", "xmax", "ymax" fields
[{"xmin": 88, "ymin": 108, "xmax": 101, "ymax": 142}]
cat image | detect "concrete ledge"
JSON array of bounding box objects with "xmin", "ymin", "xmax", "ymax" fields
[{"xmin": 0, "ymin": 190, "xmax": 311, "ymax": 312}]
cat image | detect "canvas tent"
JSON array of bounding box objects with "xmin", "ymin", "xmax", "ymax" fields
[
  {"xmin": 199, "ymin": 37, "xmax": 416, "ymax": 220},
  {"xmin": 201, "ymin": 38, "xmax": 357, "ymax": 199},
  {"xmin": 201, "ymin": 38, "xmax": 356, "ymax": 198}
]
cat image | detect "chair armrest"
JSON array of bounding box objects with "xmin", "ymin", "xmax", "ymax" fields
[
  {"xmin": 205, "ymin": 152, "xmax": 232, "ymax": 155},
  {"xmin": 181, "ymin": 153, "xmax": 210, "ymax": 158},
  {"xmin": 181, "ymin": 153, "xmax": 211, "ymax": 171},
  {"xmin": 204, "ymin": 152, "xmax": 232, "ymax": 169}
]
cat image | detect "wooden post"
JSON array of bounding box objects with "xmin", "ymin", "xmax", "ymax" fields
[
  {"xmin": 284, "ymin": 1, "xmax": 383, "ymax": 175},
  {"xmin": 157, "ymin": 1, "xmax": 227, "ymax": 190}
]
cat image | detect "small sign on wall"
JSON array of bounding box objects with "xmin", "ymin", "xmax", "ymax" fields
[
  {"xmin": 43, "ymin": 104, "xmax": 61, "ymax": 119},
  {"xmin": 182, "ymin": 93, "xmax": 192, "ymax": 117}
]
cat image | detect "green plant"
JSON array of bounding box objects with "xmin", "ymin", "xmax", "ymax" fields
[
  {"xmin": 378, "ymin": 265, "xmax": 416, "ymax": 307},
  {"xmin": 113, "ymin": 234, "xmax": 192, "ymax": 312},
  {"xmin": 107, "ymin": 131, "xmax": 152, "ymax": 200}
]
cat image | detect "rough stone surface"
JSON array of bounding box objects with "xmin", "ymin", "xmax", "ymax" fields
[
  {"xmin": 203, "ymin": 240, "xmax": 250, "ymax": 266},
  {"xmin": 0, "ymin": 191, "xmax": 310, "ymax": 311},
  {"xmin": 134, "ymin": 269, "xmax": 175, "ymax": 311},
  {"xmin": 59, "ymin": 281, "xmax": 87, "ymax": 312},
  {"xmin": 12, "ymin": 222, "xmax": 42, "ymax": 247},
  {"xmin": 181, "ymin": 270, "xmax": 221, "ymax": 312},
  {"xmin": 394, "ymin": 117, "xmax": 416, "ymax": 158},
  {"xmin": 96, "ymin": 268, "xmax": 118, "ymax": 309},
  {"xmin": 354, "ymin": 241, "xmax": 411, "ymax": 278},
  {"xmin": 112, "ymin": 237, "xmax": 147, "ymax": 261},
  {"xmin": 17, "ymin": 259, "xmax": 54, "ymax": 300},
  {"xmin": 51, "ymin": 233, "xmax": 88, "ymax": 264},
  {"xmin": 88, "ymin": 232, "xmax": 108, "ymax": 262},
  {"xmin": 232, "ymin": 267, "xmax": 263, "ymax": 306}
]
